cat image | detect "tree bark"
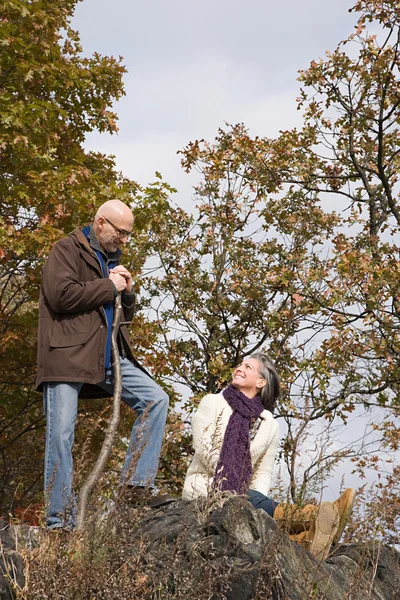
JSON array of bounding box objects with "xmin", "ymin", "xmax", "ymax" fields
[{"xmin": 76, "ymin": 294, "xmax": 123, "ymax": 530}]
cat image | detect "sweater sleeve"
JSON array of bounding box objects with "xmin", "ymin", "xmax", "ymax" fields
[
  {"xmin": 250, "ymin": 421, "xmax": 280, "ymax": 496},
  {"xmin": 43, "ymin": 238, "xmax": 115, "ymax": 314},
  {"xmin": 191, "ymin": 394, "xmax": 223, "ymax": 474}
]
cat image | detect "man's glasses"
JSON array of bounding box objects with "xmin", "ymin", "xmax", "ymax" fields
[{"xmin": 103, "ymin": 216, "xmax": 132, "ymax": 239}]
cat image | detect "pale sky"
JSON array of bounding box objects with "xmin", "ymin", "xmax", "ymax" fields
[{"xmin": 72, "ymin": 0, "xmax": 356, "ymax": 205}]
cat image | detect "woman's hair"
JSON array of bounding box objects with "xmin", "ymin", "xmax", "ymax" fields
[{"xmin": 251, "ymin": 352, "xmax": 280, "ymax": 413}]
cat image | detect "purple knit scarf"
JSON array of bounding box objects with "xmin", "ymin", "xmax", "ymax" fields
[{"xmin": 213, "ymin": 384, "xmax": 265, "ymax": 495}]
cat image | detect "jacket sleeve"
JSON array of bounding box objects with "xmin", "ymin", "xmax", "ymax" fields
[
  {"xmin": 121, "ymin": 291, "xmax": 136, "ymax": 322},
  {"xmin": 192, "ymin": 394, "xmax": 223, "ymax": 474},
  {"xmin": 43, "ymin": 238, "xmax": 115, "ymax": 314},
  {"xmin": 250, "ymin": 422, "xmax": 280, "ymax": 496}
]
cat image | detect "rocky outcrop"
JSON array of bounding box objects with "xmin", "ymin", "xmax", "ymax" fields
[
  {"xmin": 133, "ymin": 497, "xmax": 400, "ymax": 600},
  {"xmin": 1, "ymin": 498, "xmax": 399, "ymax": 599}
]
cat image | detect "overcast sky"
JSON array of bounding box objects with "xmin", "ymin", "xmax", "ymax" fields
[{"xmin": 72, "ymin": 0, "xmax": 357, "ymax": 206}]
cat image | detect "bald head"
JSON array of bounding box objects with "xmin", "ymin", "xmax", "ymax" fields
[
  {"xmin": 95, "ymin": 200, "xmax": 133, "ymax": 224},
  {"xmin": 93, "ymin": 200, "xmax": 134, "ymax": 253}
]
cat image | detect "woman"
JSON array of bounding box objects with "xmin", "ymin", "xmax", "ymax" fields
[
  {"xmin": 182, "ymin": 353, "xmax": 280, "ymax": 517},
  {"xmin": 183, "ymin": 354, "xmax": 356, "ymax": 561}
]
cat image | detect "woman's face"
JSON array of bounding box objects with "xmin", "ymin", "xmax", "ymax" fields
[{"xmin": 231, "ymin": 358, "xmax": 266, "ymax": 398}]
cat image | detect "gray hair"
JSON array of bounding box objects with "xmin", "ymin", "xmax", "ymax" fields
[{"xmin": 251, "ymin": 352, "xmax": 280, "ymax": 413}]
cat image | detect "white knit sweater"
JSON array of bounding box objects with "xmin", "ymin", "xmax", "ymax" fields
[{"xmin": 182, "ymin": 392, "xmax": 280, "ymax": 500}]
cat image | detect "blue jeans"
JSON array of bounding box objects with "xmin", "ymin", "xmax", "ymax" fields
[
  {"xmin": 248, "ymin": 489, "xmax": 277, "ymax": 517},
  {"xmin": 43, "ymin": 357, "xmax": 169, "ymax": 529}
]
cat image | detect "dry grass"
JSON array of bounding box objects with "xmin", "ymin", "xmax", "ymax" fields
[{"xmin": 4, "ymin": 483, "xmax": 399, "ymax": 600}]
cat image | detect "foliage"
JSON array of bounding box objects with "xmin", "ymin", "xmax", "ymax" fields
[
  {"xmin": 0, "ymin": 0, "xmax": 139, "ymax": 512},
  {"xmin": 347, "ymin": 465, "xmax": 400, "ymax": 546},
  {"xmin": 130, "ymin": 0, "xmax": 400, "ymax": 502}
]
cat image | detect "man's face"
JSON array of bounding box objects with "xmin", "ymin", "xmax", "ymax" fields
[{"xmin": 97, "ymin": 215, "xmax": 133, "ymax": 252}]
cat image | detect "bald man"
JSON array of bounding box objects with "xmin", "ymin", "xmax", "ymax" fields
[{"xmin": 36, "ymin": 200, "xmax": 171, "ymax": 530}]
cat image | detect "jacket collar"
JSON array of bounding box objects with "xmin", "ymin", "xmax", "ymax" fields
[
  {"xmin": 68, "ymin": 228, "xmax": 104, "ymax": 277},
  {"xmin": 69, "ymin": 227, "xmax": 93, "ymax": 252}
]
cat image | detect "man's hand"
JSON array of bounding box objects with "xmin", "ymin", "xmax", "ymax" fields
[
  {"xmin": 109, "ymin": 266, "xmax": 132, "ymax": 293},
  {"xmin": 109, "ymin": 272, "xmax": 127, "ymax": 292}
]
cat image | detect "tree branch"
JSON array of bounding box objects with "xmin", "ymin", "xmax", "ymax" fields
[{"xmin": 76, "ymin": 294, "xmax": 122, "ymax": 530}]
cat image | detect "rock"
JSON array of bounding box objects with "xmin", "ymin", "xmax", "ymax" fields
[
  {"xmin": 132, "ymin": 497, "xmax": 400, "ymax": 600},
  {"xmin": 0, "ymin": 519, "xmax": 41, "ymax": 600},
  {"xmin": 0, "ymin": 521, "xmax": 24, "ymax": 600},
  {"xmin": 3, "ymin": 499, "xmax": 400, "ymax": 599},
  {"xmin": 0, "ymin": 551, "xmax": 24, "ymax": 600},
  {"xmin": 327, "ymin": 544, "xmax": 400, "ymax": 600}
]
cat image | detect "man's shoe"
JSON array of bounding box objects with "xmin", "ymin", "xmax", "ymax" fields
[
  {"xmin": 47, "ymin": 524, "xmax": 74, "ymax": 536},
  {"xmin": 148, "ymin": 493, "xmax": 176, "ymax": 509},
  {"xmin": 123, "ymin": 486, "xmax": 152, "ymax": 505},
  {"xmin": 122, "ymin": 486, "xmax": 176, "ymax": 508},
  {"xmin": 332, "ymin": 488, "xmax": 356, "ymax": 546}
]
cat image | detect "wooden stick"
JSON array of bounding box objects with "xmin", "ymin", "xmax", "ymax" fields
[{"xmin": 76, "ymin": 294, "xmax": 123, "ymax": 530}]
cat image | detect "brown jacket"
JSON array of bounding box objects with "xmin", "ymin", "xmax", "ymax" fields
[{"xmin": 36, "ymin": 228, "xmax": 136, "ymax": 397}]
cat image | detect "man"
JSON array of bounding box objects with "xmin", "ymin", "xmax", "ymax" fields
[{"xmin": 36, "ymin": 200, "xmax": 171, "ymax": 530}]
